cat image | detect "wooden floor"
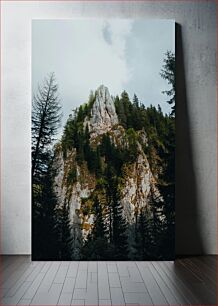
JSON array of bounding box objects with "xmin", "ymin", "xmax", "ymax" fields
[{"xmin": 0, "ymin": 256, "xmax": 217, "ymax": 305}]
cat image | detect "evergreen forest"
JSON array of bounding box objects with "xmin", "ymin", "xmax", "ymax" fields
[{"xmin": 32, "ymin": 51, "xmax": 175, "ymax": 260}]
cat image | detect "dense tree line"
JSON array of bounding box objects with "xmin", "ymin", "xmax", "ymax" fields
[{"xmin": 81, "ymin": 166, "xmax": 129, "ymax": 260}]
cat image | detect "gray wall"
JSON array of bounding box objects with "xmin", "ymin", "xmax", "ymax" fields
[{"xmin": 2, "ymin": 1, "xmax": 217, "ymax": 255}]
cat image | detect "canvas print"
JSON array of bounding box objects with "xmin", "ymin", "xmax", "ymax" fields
[{"xmin": 32, "ymin": 19, "xmax": 175, "ymax": 260}]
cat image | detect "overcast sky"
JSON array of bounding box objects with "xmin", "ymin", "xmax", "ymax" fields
[{"xmin": 32, "ymin": 19, "xmax": 175, "ymax": 130}]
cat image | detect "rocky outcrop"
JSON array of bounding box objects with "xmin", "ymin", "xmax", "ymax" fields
[
  {"xmin": 54, "ymin": 85, "xmax": 160, "ymax": 252},
  {"xmin": 84, "ymin": 85, "xmax": 118, "ymax": 139},
  {"xmin": 121, "ymin": 153, "xmax": 154, "ymax": 224},
  {"xmin": 54, "ymin": 148, "xmax": 96, "ymax": 258}
]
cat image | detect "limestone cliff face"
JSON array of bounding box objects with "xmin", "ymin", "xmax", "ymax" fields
[
  {"xmin": 121, "ymin": 152, "xmax": 154, "ymax": 224},
  {"xmin": 84, "ymin": 85, "xmax": 118, "ymax": 139},
  {"xmin": 54, "ymin": 85, "xmax": 159, "ymax": 253},
  {"xmin": 54, "ymin": 147, "xmax": 96, "ymax": 258}
]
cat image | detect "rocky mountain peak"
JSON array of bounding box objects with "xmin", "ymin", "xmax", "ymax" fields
[{"xmin": 84, "ymin": 85, "xmax": 118, "ymax": 138}]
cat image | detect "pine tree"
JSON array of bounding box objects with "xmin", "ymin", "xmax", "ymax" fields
[
  {"xmin": 133, "ymin": 93, "xmax": 139, "ymax": 108},
  {"xmin": 158, "ymin": 183, "xmax": 175, "ymax": 260},
  {"xmin": 158, "ymin": 56, "xmax": 175, "ymax": 258},
  {"xmin": 114, "ymin": 95, "xmax": 127, "ymax": 128},
  {"xmin": 160, "ymin": 51, "xmax": 175, "ymax": 116},
  {"xmin": 133, "ymin": 207, "xmax": 153, "ymax": 260},
  {"xmin": 112, "ymin": 188, "xmax": 129, "ymax": 260},
  {"xmin": 55, "ymin": 201, "xmax": 74, "ymax": 260},
  {"xmin": 61, "ymin": 115, "xmax": 76, "ymax": 158},
  {"xmin": 32, "ymin": 73, "xmax": 62, "ymax": 179},
  {"xmin": 32, "ymin": 73, "xmax": 62, "ymax": 260},
  {"xmin": 75, "ymin": 130, "xmax": 85, "ymax": 165},
  {"xmin": 132, "ymin": 94, "xmax": 143, "ymax": 130},
  {"xmin": 32, "ymin": 158, "xmax": 60, "ymax": 260},
  {"xmin": 95, "ymin": 146, "xmax": 102, "ymax": 177},
  {"xmin": 105, "ymin": 166, "xmax": 128, "ymax": 260},
  {"xmin": 120, "ymin": 90, "xmax": 133, "ymax": 128},
  {"xmin": 81, "ymin": 196, "xmax": 109, "ymax": 260},
  {"xmin": 148, "ymin": 187, "xmax": 165, "ymax": 260}
]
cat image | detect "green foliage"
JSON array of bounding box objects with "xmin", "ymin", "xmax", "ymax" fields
[
  {"xmin": 59, "ymin": 80, "xmax": 175, "ymax": 260},
  {"xmin": 55, "ymin": 201, "xmax": 74, "ymax": 260},
  {"xmin": 115, "ymin": 91, "xmax": 133, "ymax": 129},
  {"xmin": 87, "ymin": 90, "xmax": 96, "ymax": 117},
  {"xmin": 67, "ymin": 167, "xmax": 77, "ymax": 186},
  {"xmin": 160, "ymin": 51, "xmax": 175, "ymax": 116},
  {"xmin": 100, "ymin": 134, "xmax": 123, "ymax": 174},
  {"xmin": 133, "ymin": 186, "xmax": 168, "ymax": 260},
  {"xmin": 112, "ymin": 80, "xmax": 175, "ymax": 260},
  {"xmin": 61, "ymin": 90, "xmax": 96, "ymax": 160},
  {"xmin": 33, "ymin": 62, "xmax": 175, "ymax": 260},
  {"xmin": 32, "ymin": 73, "xmax": 62, "ymax": 179},
  {"xmin": 133, "ymin": 207, "xmax": 153, "ymax": 260},
  {"xmin": 114, "ymin": 91, "xmax": 175, "ymax": 183},
  {"xmin": 125, "ymin": 128, "xmax": 138, "ymax": 161},
  {"xmin": 104, "ymin": 165, "xmax": 129, "ymax": 259},
  {"xmin": 80, "ymin": 165, "xmax": 129, "ymax": 260},
  {"xmin": 81, "ymin": 196, "xmax": 109, "ymax": 260},
  {"xmin": 32, "ymin": 74, "xmax": 63, "ymax": 260},
  {"xmin": 32, "ymin": 158, "xmax": 61, "ymax": 260}
]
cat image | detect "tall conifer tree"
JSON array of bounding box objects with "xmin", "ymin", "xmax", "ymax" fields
[{"xmin": 32, "ymin": 73, "xmax": 62, "ymax": 259}]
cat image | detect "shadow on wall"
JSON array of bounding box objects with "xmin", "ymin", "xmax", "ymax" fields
[{"xmin": 175, "ymin": 23, "xmax": 205, "ymax": 255}]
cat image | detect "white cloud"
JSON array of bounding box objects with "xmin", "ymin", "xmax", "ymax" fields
[
  {"xmin": 104, "ymin": 19, "xmax": 133, "ymax": 58},
  {"xmin": 32, "ymin": 19, "xmax": 174, "ymax": 130},
  {"xmin": 32, "ymin": 19, "xmax": 133, "ymax": 124}
]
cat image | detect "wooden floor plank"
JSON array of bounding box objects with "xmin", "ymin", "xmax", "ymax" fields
[
  {"xmin": 174, "ymin": 259, "xmax": 217, "ymax": 305},
  {"xmin": 53, "ymin": 263, "xmax": 69, "ymax": 284},
  {"xmin": 164, "ymin": 260, "xmax": 216, "ymax": 305},
  {"xmin": 88, "ymin": 261, "xmax": 97, "ymax": 273},
  {"xmin": 85, "ymin": 282, "xmax": 98, "ymax": 305},
  {"xmin": 2, "ymin": 259, "xmax": 35, "ymax": 292},
  {"xmin": 120, "ymin": 278, "xmax": 147, "ymax": 293},
  {"xmin": 73, "ymin": 288, "xmax": 86, "ymax": 300},
  {"xmin": 3, "ymin": 261, "xmax": 39, "ymax": 297},
  {"xmin": 136, "ymin": 262, "xmax": 168, "ymax": 305},
  {"xmin": 0, "ymin": 255, "xmax": 217, "ymax": 306},
  {"xmin": 99, "ymin": 299, "xmax": 112, "ymax": 305},
  {"xmin": 31, "ymin": 283, "xmax": 63, "ymax": 305},
  {"xmin": 58, "ymin": 292, "xmax": 73, "ymax": 305},
  {"xmin": 98, "ymin": 262, "xmax": 111, "ymax": 300},
  {"xmin": 2, "ymin": 281, "xmax": 32, "ymax": 305},
  {"xmin": 124, "ymin": 291, "xmax": 153, "ymax": 305},
  {"xmin": 75, "ymin": 270, "xmax": 87, "ymax": 289},
  {"xmin": 201, "ymin": 254, "xmax": 217, "ymax": 265},
  {"xmin": 110, "ymin": 287, "xmax": 125, "ymax": 305},
  {"xmin": 181, "ymin": 256, "xmax": 217, "ymax": 287},
  {"xmin": 36, "ymin": 261, "xmax": 61, "ymax": 293},
  {"xmin": 152, "ymin": 261, "xmax": 193, "ymax": 305},
  {"xmin": 199, "ymin": 255, "xmax": 217, "ymax": 272},
  {"xmin": 22, "ymin": 263, "xmax": 52, "ymax": 300},
  {"xmin": 127, "ymin": 264, "xmax": 143, "ymax": 282},
  {"xmin": 1, "ymin": 257, "xmax": 29, "ymax": 287},
  {"xmin": 108, "ymin": 272, "xmax": 121, "ymax": 288},
  {"xmin": 147, "ymin": 261, "xmax": 180, "ymax": 305},
  {"xmin": 116, "ymin": 262, "xmax": 130, "ymax": 278},
  {"xmin": 67, "ymin": 262, "xmax": 79, "ymax": 278},
  {"xmin": 0, "ymin": 256, "xmax": 14, "ymax": 272},
  {"xmin": 62, "ymin": 277, "xmax": 76, "ymax": 293},
  {"xmin": 107, "ymin": 263, "xmax": 117, "ymax": 273},
  {"xmin": 71, "ymin": 298, "xmax": 85, "ymax": 305},
  {"xmin": 17, "ymin": 298, "xmax": 32, "ymax": 305}
]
